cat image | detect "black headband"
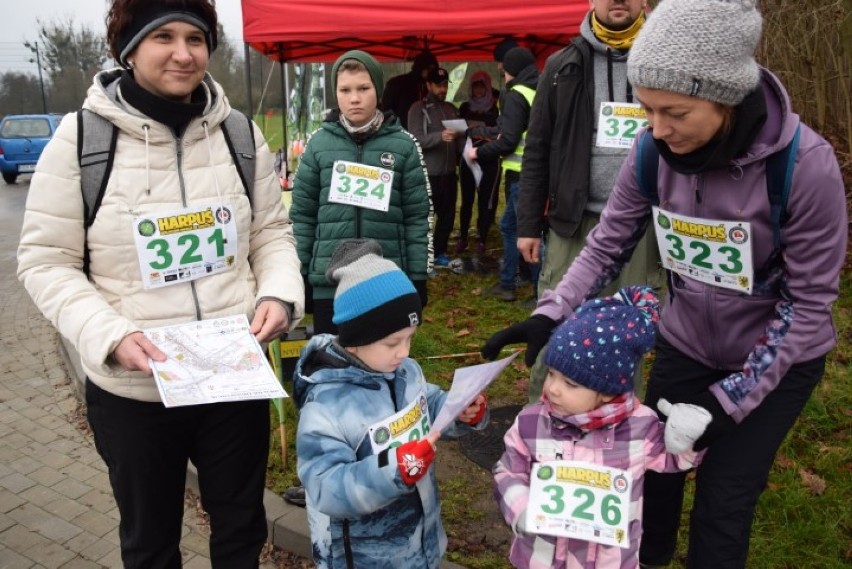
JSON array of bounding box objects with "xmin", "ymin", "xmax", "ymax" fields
[{"xmin": 117, "ymin": 4, "xmax": 216, "ymax": 66}]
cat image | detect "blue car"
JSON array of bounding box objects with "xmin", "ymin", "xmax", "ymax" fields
[{"xmin": 0, "ymin": 114, "xmax": 63, "ymax": 184}]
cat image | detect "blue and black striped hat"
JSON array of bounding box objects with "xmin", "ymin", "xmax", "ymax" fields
[{"xmin": 327, "ymin": 239, "xmax": 422, "ymax": 347}]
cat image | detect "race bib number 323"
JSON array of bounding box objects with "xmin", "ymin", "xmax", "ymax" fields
[{"xmin": 652, "ymin": 207, "xmax": 754, "ymax": 294}]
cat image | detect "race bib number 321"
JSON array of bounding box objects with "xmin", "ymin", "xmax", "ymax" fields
[{"xmin": 133, "ymin": 204, "xmax": 238, "ymax": 289}]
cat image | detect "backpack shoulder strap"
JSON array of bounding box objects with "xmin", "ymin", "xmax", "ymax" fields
[
  {"xmin": 765, "ymin": 124, "xmax": 801, "ymax": 250},
  {"xmin": 221, "ymin": 109, "xmax": 256, "ymax": 208},
  {"xmin": 77, "ymin": 109, "xmax": 118, "ymax": 228},
  {"xmin": 635, "ymin": 129, "xmax": 660, "ymax": 206}
]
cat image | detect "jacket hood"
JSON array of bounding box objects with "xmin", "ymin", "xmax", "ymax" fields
[
  {"xmin": 733, "ymin": 67, "xmax": 800, "ymax": 166},
  {"xmin": 507, "ymin": 64, "xmax": 539, "ymax": 90},
  {"xmin": 84, "ymin": 68, "xmax": 230, "ymax": 143},
  {"xmin": 292, "ymin": 334, "xmax": 393, "ymax": 408}
]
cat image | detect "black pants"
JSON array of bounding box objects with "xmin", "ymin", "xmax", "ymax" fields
[
  {"xmin": 639, "ymin": 335, "xmax": 825, "ymax": 568},
  {"xmin": 86, "ymin": 380, "xmax": 270, "ymax": 569},
  {"xmin": 458, "ymin": 159, "xmax": 500, "ymax": 245},
  {"xmin": 428, "ymin": 173, "xmax": 458, "ymax": 256}
]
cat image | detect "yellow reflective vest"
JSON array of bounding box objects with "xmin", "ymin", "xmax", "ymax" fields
[{"xmin": 501, "ymin": 84, "xmax": 536, "ymax": 173}]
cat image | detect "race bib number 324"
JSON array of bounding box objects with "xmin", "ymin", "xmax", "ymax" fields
[{"xmin": 328, "ymin": 160, "xmax": 394, "ymax": 212}]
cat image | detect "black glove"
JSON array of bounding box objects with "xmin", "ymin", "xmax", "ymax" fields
[
  {"xmin": 412, "ymin": 279, "xmax": 428, "ymax": 308},
  {"xmin": 482, "ymin": 315, "xmax": 556, "ymax": 366}
]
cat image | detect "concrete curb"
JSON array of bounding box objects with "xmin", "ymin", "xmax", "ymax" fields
[{"xmin": 59, "ymin": 337, "xmax": 466, "ymax": 568}]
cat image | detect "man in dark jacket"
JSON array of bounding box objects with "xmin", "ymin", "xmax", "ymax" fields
[
  {"xmin": 408, "ymin": 67, "xmax": 464, "ymax": 267},
  {"xmin": 467, "ymin": 47, "xmax": 539, "ymax": 302},
  {"xmin": 381, "ymin": 50, "xmax": 438, "ymax": 130},
  {"xmin": 517, "ymin": 0, "xmax": 663, "ymax": 400}
]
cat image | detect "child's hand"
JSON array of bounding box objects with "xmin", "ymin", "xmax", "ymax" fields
[
  {"xmin": 396, "ymin": 436, "xmax": 437, "ymax": 486},
  {"xmin": 458, "ymin": 393, "xmax": 487, "ymax": 425},
  {"xmin": 658, "ymin": 398, "xmax": 712, "ymax": 453}
]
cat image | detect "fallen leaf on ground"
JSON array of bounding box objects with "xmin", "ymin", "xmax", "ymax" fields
[{"xmin": 798, "ymin": 468, "xmax": 826, "ymax": 495}]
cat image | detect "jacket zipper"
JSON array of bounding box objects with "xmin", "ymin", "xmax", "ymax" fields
[
  {"xmin": 695, "ymin": 174, "xmax": 721, "ymax": 366},
  {"xmin": 343, "ymin": 518, "xmax": 354, "ymax": 568},
  {"xmin": 355, "ymin": 144, "xmax": 364, "ymax": 237},
  {"xmin": 175, "ymin": 135, "xmax": 202, "ymax": 321}
]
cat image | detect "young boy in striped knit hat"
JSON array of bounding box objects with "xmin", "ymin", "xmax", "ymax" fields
[
  {"xmin": 293, "ymin": 239, "xmax": 487, "ymax": 569},
  {"xmin": 493, "ymin": 286, "xmax": 709, "ymax": 568}
]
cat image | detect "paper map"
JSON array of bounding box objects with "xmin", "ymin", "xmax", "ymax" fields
[
  {"xmin": 431, "ymin": 351, "xmax": 520, "ymax": 433},
  {"xmin": 144, "ymin": 315, "xmax": 287, "ymax": 407}
]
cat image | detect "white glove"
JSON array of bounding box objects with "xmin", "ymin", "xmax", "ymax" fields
[{"xmin": 657, "ymin": 398, "xmax": 712, "ymax": 454}]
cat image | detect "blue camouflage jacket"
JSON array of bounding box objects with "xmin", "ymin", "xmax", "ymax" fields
[{"xmin": 294, "ymin": 334, "xmax": 486, "ymax": 568}]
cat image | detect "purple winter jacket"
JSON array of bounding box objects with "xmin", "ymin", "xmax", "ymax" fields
[{"xmin": 533, "ymin": 69, "xmax": 847, "ymax": 423}]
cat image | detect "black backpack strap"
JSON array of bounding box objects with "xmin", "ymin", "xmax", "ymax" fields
[
  {"xmin": 766, "ymin": 124, "xmax": 800, "ymax": 250},
  {"xmin": 221, "ymin": 109, "xmax": 256, "ymax": 208},
  {"xmin": 635, "ymin": 129, "xmax": 660, "ymax": 206},
  {"xmin": 77, "ymin": 109, "xmax": 118, "ymax": 228}
]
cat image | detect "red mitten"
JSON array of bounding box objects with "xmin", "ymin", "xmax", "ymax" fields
[
  {"xmin": 461, "ymin": 393, "xmax": 487, "ymax": 425},
  {"xmin": 396, "ymin": 438, "xmax": 436, "ymax": 486}
]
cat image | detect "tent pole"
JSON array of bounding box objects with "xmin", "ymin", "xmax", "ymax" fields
[
  {"xmin": 279, "ymin": 44, "xmax": 288, "ymax": 156},
  {"xmin": 243, "ymin": 42, "xmax": 253, "ymax": 118}
]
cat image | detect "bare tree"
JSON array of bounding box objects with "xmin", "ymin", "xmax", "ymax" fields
[{"xmin": 25, "ymin": 17, "xmax": 109, "ymax": 112}]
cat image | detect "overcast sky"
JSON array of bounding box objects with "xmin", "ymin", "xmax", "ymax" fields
[{"xmin": 0, "ymin": 0, "xmax": 244, "ymax": 74}]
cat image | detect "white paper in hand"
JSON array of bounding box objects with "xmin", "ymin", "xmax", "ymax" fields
[
  {"xmin": 431, "ymin": 351, "xmax": 520, "ymax": 433},
  {"xmin": 441, "ymin": 118, "xmax": 468, "ymax": 133},
  {"xmin": 462, "ymin": 137, "xmax": 483, "ymax": 186}
]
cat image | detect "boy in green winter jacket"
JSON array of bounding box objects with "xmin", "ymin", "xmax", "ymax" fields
[{"xmin": 290, "ymin": 49, "xmax": 432, "ymax": 335}]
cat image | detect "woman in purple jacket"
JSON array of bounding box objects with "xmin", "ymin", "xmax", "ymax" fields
[{"xmin": 481, "ymin": 1, "xmax": 847, "ymax": 567}]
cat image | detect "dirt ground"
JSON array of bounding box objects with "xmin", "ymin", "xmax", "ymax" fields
[{"xmin": 435, "ymin": 436, "xmax": 515, "ymax": 563}]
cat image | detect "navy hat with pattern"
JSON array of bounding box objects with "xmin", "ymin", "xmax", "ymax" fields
[
  {"xmin": 327, "ymin": 239, "xmax": 422, "ymax": 347},
  {"xmin": 544, "ymin": 286, "xmax": 661, "ymax": 394}
]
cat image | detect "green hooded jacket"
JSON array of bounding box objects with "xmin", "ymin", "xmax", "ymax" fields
[{"xmin": 290, "ymin": 112, "xmax": 432, "ymax": 300}]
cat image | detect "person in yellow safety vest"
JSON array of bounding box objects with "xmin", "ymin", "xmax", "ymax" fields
[{"xmin": 466, "ymin": 47, "xmax": 539, "ymax": 302}]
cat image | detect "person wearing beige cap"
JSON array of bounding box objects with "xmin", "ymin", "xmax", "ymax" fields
[{"xmin": 483, "ymin": 1, "xmax": 847, "ymax": 567}]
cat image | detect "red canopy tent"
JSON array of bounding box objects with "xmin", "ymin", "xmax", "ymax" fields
[{"xmin": 240, "ymin": 0, "xmax": 589, "ymax": 63}]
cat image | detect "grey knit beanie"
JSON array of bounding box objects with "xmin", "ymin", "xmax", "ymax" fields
[
  {"xmin": 326, "ymin": 239, "xmax": 422, "ymax": 347},
  {"xmin": 628, "ymin": 0, "xmax": 763, "ymax": 106}
]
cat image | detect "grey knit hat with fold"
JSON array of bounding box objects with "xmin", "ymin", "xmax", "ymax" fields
[
  {"xmin": 327, "ymin": 239, "xmax": 422, "ymax": 347},
  {"xmin": 627, "ymin": 0, "xmax": 763, "ymax": 106}
]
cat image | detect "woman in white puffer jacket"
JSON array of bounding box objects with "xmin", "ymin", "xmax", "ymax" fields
[{"xmin": 17, "ymin": 1, "xmax": 303, "ymax": 567}]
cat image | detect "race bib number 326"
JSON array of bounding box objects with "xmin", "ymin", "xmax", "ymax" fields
[{"xmin": 526, "ymin": 460, "xmax": 632, "ymax": 548}]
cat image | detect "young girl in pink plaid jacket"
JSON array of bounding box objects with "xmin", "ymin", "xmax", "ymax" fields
[{"xmin": 494, "ymin": 287, "xmax": 706, "ymax": 568}]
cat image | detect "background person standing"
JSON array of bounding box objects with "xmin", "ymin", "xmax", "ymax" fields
[
  {"xmin": 517, "ymin": 0, "xmax": 663, "ymax": 401},
  {"xmin": 408, "ymin": 67, "xmax": 465, "ymax": 268}
]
